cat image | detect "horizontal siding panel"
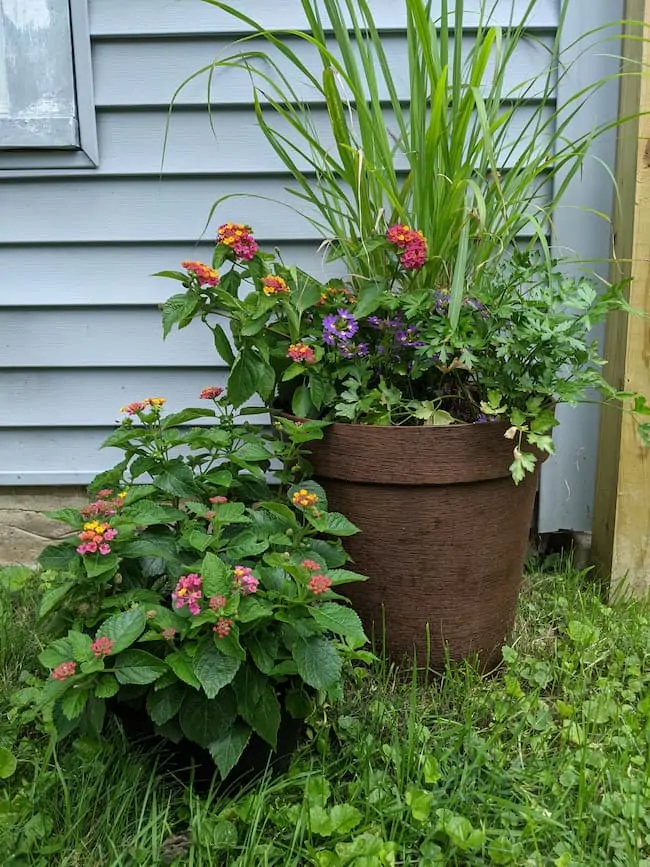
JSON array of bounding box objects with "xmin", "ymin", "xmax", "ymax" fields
[
  {"xmin": 0, "ymin": 429, "xmax": 122, "ymax": 485},
  {"xmin": 0, "ymin": 310, "xmax": 223, "ymax": 368},
  {"xmin": 0, "ymin": 370, "xmax": 228, "ymax": 427},
  {"xmin": 0, "ymin": 177, "xmax": 551, "ymax": 244},
  {"xmin": 0, "ymin": 243, "xmax": 334, "ymax": 306},
  {"xmin": 93, "ymin": 35, "xmax": 553, "ymax": 108},
  {"xmin": 67, "ymin": 106, "xmax": 553, "ymax": 178},
  {"xmin": 90, "ymin": 0, "xmax": 559, "ymax": 37}
]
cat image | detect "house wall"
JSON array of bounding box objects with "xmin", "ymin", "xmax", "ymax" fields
[{"xmin": 0, "ymin": 0, "xmax": 622, "ymax": 560}]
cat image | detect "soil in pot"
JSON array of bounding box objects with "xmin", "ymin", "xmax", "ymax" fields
[{"xmin": 302, "ymin": 418, "xmax": 547, "ymax": 672}]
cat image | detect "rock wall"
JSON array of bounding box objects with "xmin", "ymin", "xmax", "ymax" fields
[{"xmin": 0, "ymin": 488, "xmax": 86, "ymax": 564}]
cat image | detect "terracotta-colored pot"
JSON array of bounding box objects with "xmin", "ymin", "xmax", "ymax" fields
[{"xmin": 303, "ymin": 420, "xmax": 548, "ymax": 670}]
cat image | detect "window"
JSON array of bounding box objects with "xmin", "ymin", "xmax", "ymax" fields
[{"xmin": 0, "ymin": 0, "xmax": 97, "ymax": 169}]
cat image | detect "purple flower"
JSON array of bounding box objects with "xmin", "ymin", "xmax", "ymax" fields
[
  {"xmin": 396, "ymin": 326, "xmax": 426, "ymax": 348},
  {"xmin": 357, "ymin": 343, "xmax": 369, "ymax": 357},
  {"xmin": 367, "ymin": 315, "xmax": 382, "ymax": 329},
  {"xmin": 323, "ymin": 308, "xmax": 359, "ymax": 345},
  {"xmin": 476, "ymin": 413, "xmax": 499, "ymax": 424}
]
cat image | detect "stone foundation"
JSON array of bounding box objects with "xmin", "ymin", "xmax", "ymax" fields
[{"xmin": 0, "ymin": 488, "xmax": 87, "ymax": 565}]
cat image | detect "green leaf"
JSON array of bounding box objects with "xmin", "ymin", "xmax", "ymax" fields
[
  {"xmin": 423, "ymin": 756, "xmax": 441, "ymax": 785},
  {"xmin": 233, "ymin": 666, "xmax": 281, "ymax": 748},
  {"xmin": 95, "ymin": 676, "xmax": 120, "ymax": 699},
  {"xmin": 166, "ymin": 651, "xmax": 200, "ymax": 689},
  {"xmin": 229, "ymin": 350, "xmax": 275, "ymax": 407},
  {"xmin": 68, "ymin": 631, "xmax": 93, "ymax": 662},
  {"xmin": 257, "ymin": 502, "xmax": 300, "ymax": 527},
  {"xmin": 208, "ymin": 501, "xmax": 250, "ymax": 524},
  {"xmin": 226, "ymin": 529, "xmax": 269, "ymax": 560},
  {"xmin": 212, "ymin": 323, "xmax": 236, "ymax": 366},
  {"xmin": 38, "ymin": 543, "xmax": 78, "ymax": 572},
  {"xmin": 39, "ymin": 580, "xmax": 76, "ymax": 620},
  {"xmin": 83, "ymin": 552, "xmax": 119, "ymax": 579},
  {"xmin": 96, "ymin": 608, "xmax": 147, "ymax": 654},
  {"xmin": 208, "ymin": 720, "xmax": 251, "ymax": 778},
  {"xmin": 162, "ymin": 292, "xmax": 198, "ymax": 337},
  {"xmin": 291, "ymin": 384, "xmax": 314, "ymax": 418},
  {"xmin": 122, "ymin": 501, "xmax": 186, "ymax": 527},
  {"xmin": 39, "ymin": 637, "xmax": 74, "ymax": 668},
  {"xmin": 202, "ymin": 552, "xmax": 232, "ymax": 598},
  {"xmin": 194, "ymin": 637, "xmax": 241, "ymax": 699},
  {"xmin": 237, "ymin": 596, "xmax": 273, "ymax": 624},
  {"xmin": 0, "ymin": 747, "xmax": 17, "ymax": 779},
  {"xmin": 406, "ymin": 787, "xmax": 433, "ymax": 822},
  {"xmin": 45, "ymin": 508, "xmax": 82, "ymax": 529},
  {"xmin": 327, "ymin": 568, "xmax": 367, "ymax": 586},
  {"xmin": 292, "ymin": 636, "xmax": 342, "ymax": 690},
  {"xmin": 161, "ymin": 407, "xmax": 216, "ymax": 429},
  {"xmin": 329, "ymin": 804, "xmax": 362, "ymax": 834},
  {"xmin": 310, "ymin": 512, "xmax": 358, "ymax": 537},
  {"xmin": 354, "ymin": 281, "xmax": 385, "ymax": 318},
  {"xmin": 246, "ymin": 630, "xmax": 279, "ymax": 674},
  {"xmin": 179, "ymin": 688, "xmax": 236, "ymax": 748},
  {"xmin": 310, "ymin": 603, "xmax": 367, "ymax": 645},
  {"xmin": 146, "ymin": 683, "xmax": 186, "ymax": 726},
  {"xmin": 154, "ymin": 462, "xmax": 201, "ymax": 499},
  {"xmin": 114, "ymin": 650, "xmax": 167, "ymax": 685},
  {"xmin": 61, "ymin": 688, "xmax": 88, "ymax": 721}
]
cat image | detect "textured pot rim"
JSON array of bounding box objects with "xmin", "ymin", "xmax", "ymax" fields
[{"xmin": 277, "ymin": 411, "xmax": 551, "ymax": 485}]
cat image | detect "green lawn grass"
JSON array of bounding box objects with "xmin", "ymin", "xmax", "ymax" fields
[{"xmin": 1, "ymin": 562, "xmax": 649, "ymax": 866}]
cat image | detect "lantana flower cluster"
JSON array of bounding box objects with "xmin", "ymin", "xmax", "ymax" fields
[
  {"xmin": 386, "ymin": 224, "xmax": 428, "ymax": 270},
  {"xmin": 120, "ymin": 397, "xmax": 166, "ymax": 416},
  {"xmin": 76, "ymin": 521, "xmax": 118, "ymax": 556},
  {"xmin": 217, "ymin": 222, "xmax": 259, "ymax": 260},
  {"xmin": 181, "ymin": 260, "xmax": 220, "ymax": 287},
  {"xmin": 80, "ymin": 489, "xmax": 127, "ymax": 519}
]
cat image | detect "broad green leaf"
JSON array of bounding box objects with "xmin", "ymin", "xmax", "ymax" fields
[
  {"xmin": 309, "ymin": 511, "xmax": 358, "ymax": 537},
  {"xmin": 212, "ymin": 323, "xmax": 236, "ymax": 366},
  {"xmin": 95, "ymin": 676, "xmax": 120, "ymax": 699},
  {"xmin": 114, "ymin": 650, "xmax": 167, "ymax": 685},
  {"xmin": 83, "ymin": 552, "xmax": 120, "ymax": 579},
  {"xmin": 406, "ymin": 787, "xmax": 433, "ymax": 822},
  {"xmin": 234, "ymin": 666, "xmax": 281, "ymax": 748},
  {"xmin": 0, "ymin": 747, "xmax": 17, "ymax": 779},
  {"xmin": 39, "ymin": 580, "xmax": 76, "ymax": 620},
  {"xmin": 292, "ymin": 636, "xmax": 342, "ymax": 690},
  {"xmin": 327, "ymin": 568, "xmax": 367, "ymax": 586},
  {"xmin": 291, "ymin": 384, "xmax": 314, "ymax": 418},
  {"xmin": 39, "ymin": 637, "xmax": 74, "ymax": 669},
  {"xmin": 44, "ymin": 508, "xmax": 82, "ymax": 529},
  {"xmin": 166, "ymin": 651, "xmax": 201, "ymax": 689},
  {"xmin": 121, "ymin": 501, "xmax": 186, "ymax": 526},
  {"xmin": 61, "ymin": 688, "xmax": 88, "ymax": 721},
  {"xmin": 310, "ymin": 603, "xmax": 367, "ymax": 645},
  {"xmin": 194, "ymin": 637, "xmax": 241, "ymax": 699},
  {"xmin": 208, "ymin": 720, "xmax": 252, "ymax": 779},
  {"xmin": 179, "ymin": 687, "xmax": 236, "ymax": 748},
  {"xmin": 329, "ymin": 804, "xmax": 362, "ymax": 835},
  {"xmin": 237, "ymin": 596, "xmax": 273, "ymax": 624},
  {"xmin": 38, "ymin": 543, "xmax": 78, "ymax": 572},
  {"xmin": 226, "ymin": 529, "xmax": 269, "ymax": 560},
  {"xmin": 68, "ymin": 631, "xmax": 93, "ymax": 662},
  {"xmin": 208, "ymin": 501, "xmax": 250, "ymax": 524},
  {"xmin": 161, "ymin": 407, "xmax": 215, "ymax": 429},
  {"xmin": 354, "ymin": 281, "xmax": 385, "ymax": 317},
  {"xmin": 201, "ymin": 552, "xmax": 232, "ymax": 598},
  {"xmin": 146, "ymin": 683, "xmax": 186, "ymax": 726},
  {"xmin": 228, "ymin": 350, "xmax": 275, "ymax": 407},
  {"xmin": 161, "ymin": 292, "xmax": 197, "ymax": 337},
  {"xmin": 153, "ymin": 462, "xmax": 201, "ymax": 499},
  {"xmin": 96, "ymin": 608, "xmax": 147, "ymax": 654},
  {"xmin": 246, "ymin": 630, "xmax": 279, "ymax": 674}
]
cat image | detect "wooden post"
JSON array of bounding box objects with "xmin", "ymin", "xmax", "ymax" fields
[{"xmin": 592, "ymin": 0, "xmax": 650, "ymax": 596}]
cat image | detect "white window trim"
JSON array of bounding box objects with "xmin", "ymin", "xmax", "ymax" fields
[{"xmin": 0, "ymin": 0, "xmax": 97, "ymax": 170}]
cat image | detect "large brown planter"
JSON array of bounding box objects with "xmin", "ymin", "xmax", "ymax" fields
[{"xmin": 304, "ymin": 420, "xmax": 548, "ymax": 671}]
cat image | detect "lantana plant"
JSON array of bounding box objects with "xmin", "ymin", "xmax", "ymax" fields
[
  {"xmin": 161, "ymin": 226, "xmax": 650, "ymax": 483},
  {"xmin": 31, "ymin": 393, "xmax": 369, "ymax": 779}
]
